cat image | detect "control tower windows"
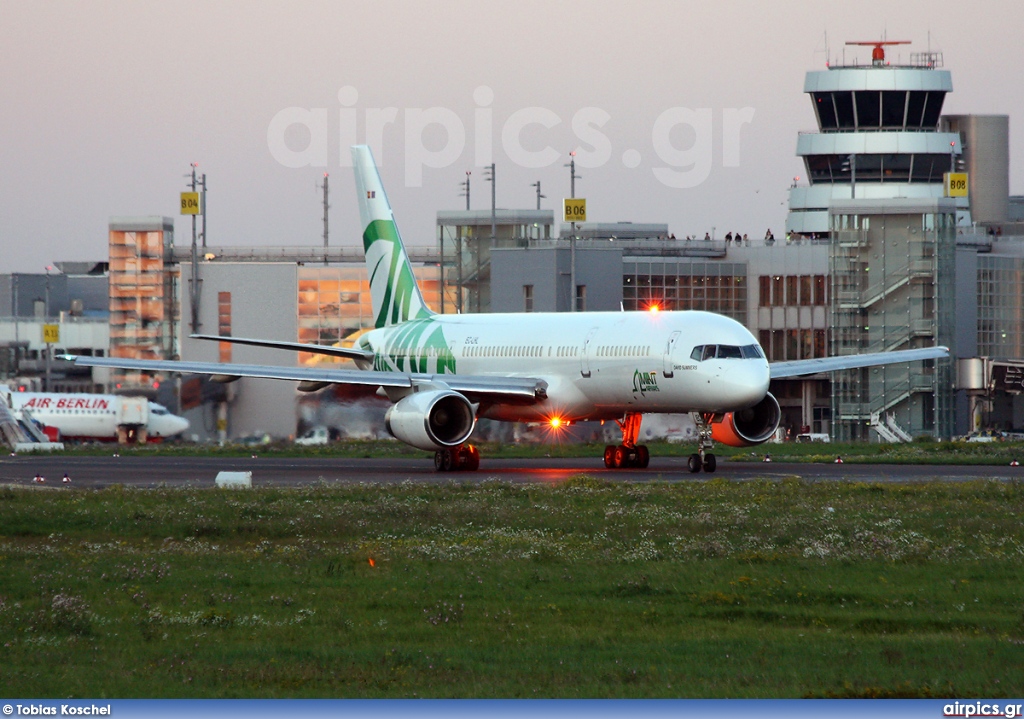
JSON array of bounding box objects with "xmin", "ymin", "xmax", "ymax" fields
[
  {"xmin": 810, "ymin": 90, "xmax": 947, "ymax": 131},
  {"xmin": 804, "ymin": 153, "xmax": 951, "ymax": 184},
  {"xmin": 881, "ymin": 154, "xmax": 912, "ymax": 181},
  {"xmin": 921, "ymin": 91, "xmax": 945, "ymax": 129},
  {"xmin": 813, "ymin": 93, "xmax": 838, "ymax": 130},
  {"xmin": 855, "ymin": 91, "xmax": 881, "ymax": 128},
  {"xmin": 906, "ymin": 91, "xmax": 927, "ymax": 127},
  {"xmin": 909, "ymin": 154, "xmax": 945, "ymax": 183},
  {"xmin": 833, "ymin": 92, "xmax": 855, "ymax": 130},
  {"xmin": 881, "ymin": 91, "xmax": 907, "ymax": 128}
]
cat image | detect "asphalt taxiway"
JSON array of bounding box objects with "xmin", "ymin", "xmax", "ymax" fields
[{"xmin": 0, "ymin": 454, "xmax": 1018, "ymax": 488}]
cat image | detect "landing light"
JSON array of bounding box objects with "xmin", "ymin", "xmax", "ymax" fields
[
  {"xmin": 648, "ymin": 304, "xmax": 660, "ymax": 313},
  {"xmin": 550, "ymin": 417, "xmax": 562, "ymax": 428}
]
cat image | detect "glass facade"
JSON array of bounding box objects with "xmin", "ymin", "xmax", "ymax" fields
[
  {"xmin": 829, "ymin": 207, "xmax": 955, "ymax": 440},
  {"xmin": 108, "ymin": 228, "xmax": 168, "ymax": 390},
  {"xmin": 977, "ymin": 255, "xmax": 1024, "ymax": 359},
  {"xmin": 811, "ymin": 90, "xmax": 946, "ymax": 132},
  {"xmin": 622, "ymin": 260, "xmax": 747, "ymax": 324},
  {"xmin": 805, "ymin": 153, "xmax": 951, "ymax": 184},
  {"xmin": 437, "ymin": 210, "xmax": 554, "ymax": 314},
  {"xmin": 296, "ymin": 265, "xmax": 449, "ymax": 366}
]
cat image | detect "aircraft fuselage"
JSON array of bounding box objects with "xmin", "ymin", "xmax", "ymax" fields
[{"xmin": 361, "ymin": 309, "xmax": 770, "ymax": 422}]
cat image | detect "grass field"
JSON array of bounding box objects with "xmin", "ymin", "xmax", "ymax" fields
[{"xmin": 1, "ymin": 477, "xmax": 1023, "ymax": 698}]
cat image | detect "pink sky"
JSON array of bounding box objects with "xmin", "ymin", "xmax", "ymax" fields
[{"xmin": 1, "ymin": 0, "xmax": 1021, "ymax": 272}]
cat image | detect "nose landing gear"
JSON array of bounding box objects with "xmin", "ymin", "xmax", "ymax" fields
[
  {"xmin": 603, "ymin": 412, "xmax": 650, "ymax": 469},
  {"xmin": 687, "ymin": 412, "xmax": 717, "ymax": 473}
]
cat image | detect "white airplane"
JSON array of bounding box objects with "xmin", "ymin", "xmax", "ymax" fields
[
  {"xmin": 2, "ymin": 388, "xmax": 189, "ymax": 442},
  {"xmin": 70, "ymin": 146, "xmax": 948, "ymax": 472}
]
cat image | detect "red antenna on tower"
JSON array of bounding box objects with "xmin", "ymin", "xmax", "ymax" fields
[{"xmin": 846, "ymin": 39, "xmax": 911, "ymax": 66}]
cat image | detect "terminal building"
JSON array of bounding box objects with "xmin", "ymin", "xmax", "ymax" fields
[{"xmin": 2, "ymin": 39, "xmax": 1022, "ymax": 442}]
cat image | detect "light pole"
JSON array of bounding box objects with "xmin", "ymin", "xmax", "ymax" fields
[
  {"xmin": 460, "ymin": 171, "xmax": 471, "ymax": 210},
  {"xmin": 187, "ymin": 163, "xmax": 204, "ymax": 333},
  {"xmin": 564, "ymin": 152, "xmax": 581, "ymax": 311},
  {"xmin": 454, "ymin": 172, "xmax": 473, "ymax": 314},
  {"xmin": 483, "ymin": 164, "xmax": 496, "ymax": 313},
  {"xmin": 532, "ymin": 180, "xmax": 545, "ymax": 211},
  {"xmin": 484, "ymin": 163, "xmax": 496, "ymax": 238},
  {"xmin": 44, "ymin": 265, "xmax": 51, "ymax": 392},
  {"xmin": 319, "ymin": 172, "xmax": 330, "ymax": 265},
  {"xmin": 12, "ymin": 274, "xmax": 18, "ymax": 354}
]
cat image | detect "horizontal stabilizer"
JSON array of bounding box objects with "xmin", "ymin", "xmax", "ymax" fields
[{"xmin": 190, "ymin": 334, "xmax": 375, "ymax": 363}]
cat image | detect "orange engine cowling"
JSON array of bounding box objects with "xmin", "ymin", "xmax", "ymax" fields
[{"xmin": 710, "ymin": 393, "xmax": 781, "ymax": 447}]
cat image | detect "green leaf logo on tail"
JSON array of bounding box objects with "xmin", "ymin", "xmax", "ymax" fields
[{"xmin": 353, "ymin": 145, "xmax": 434, "ymax": 328}]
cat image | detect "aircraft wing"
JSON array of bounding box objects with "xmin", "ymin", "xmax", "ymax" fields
[
  {"xmin": 67, "ymin": 356, "xmax": 548, "ymax": 403},
  {"xmin": 769, "ymin": 346, "xmax": 949, "ymax": 379},
  {"xmin": 190, "ymin": 334, "xmax": 375, "ymax": 362}
]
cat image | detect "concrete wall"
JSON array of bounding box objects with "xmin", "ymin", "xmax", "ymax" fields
[
  {"xmin": 66, "ymin": 275, "xmax": 109, "ymax": 315},
  {"xmin": 726, "ymin": 243, "xmax": 830, "ymax": 335},
  {"xmin": 490, "ymin": 246, "xmax": 623, "ymax": 313},
  {"xmin": 180, "ymin": 262, "xmax": 299, "ymax": 440},
  {"xmin": 943, "ymin": 115, "xmax": 1010, "ymax": 225},
  {"xmin": 0, "ymin": 274, "xmax": 69, "ymax": 317}
]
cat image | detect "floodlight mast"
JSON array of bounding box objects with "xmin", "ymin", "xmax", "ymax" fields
[
  {"xmin": 186, "ymin": 163, "xmax": 205, "ymax": 333},
  {"xmin": 565, "ymin": 152, "xmax": 582, "ymax": 311},
  {"xmin": 318, "ymin": 173, "xmax": 330, "ymax": 265}
]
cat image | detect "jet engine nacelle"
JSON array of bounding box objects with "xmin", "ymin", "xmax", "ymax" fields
[
  {"xmin": 384, "ymin": 389, "xmax": 476, "ymax": 451},
  {"xmin": 710, "ymin": 392, "xmax": 781, "ymax": 447}
]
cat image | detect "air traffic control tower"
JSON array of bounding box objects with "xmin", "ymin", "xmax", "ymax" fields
[
  {"xmin": 787, "ymin": 41, "xmax": 963, "ymax": 441},
  {"xmin": 787, "ymin": 41, "xmax": 964, "ymax": 236}
]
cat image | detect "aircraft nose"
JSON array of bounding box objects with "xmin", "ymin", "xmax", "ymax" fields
[
  {"xmin": 170, "ymin": 416, "xmax": 190, "ymax": 435},
  {"xmin": 722, "ymin": 360, "xmax": 771, "ymax": 406}
]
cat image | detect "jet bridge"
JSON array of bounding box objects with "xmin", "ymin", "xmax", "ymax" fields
[{"xmin": 0, "ymin": 390, "xmax": 64, "ymax": 452}]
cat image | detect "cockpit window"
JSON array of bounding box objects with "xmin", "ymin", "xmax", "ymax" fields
[{"xmin": 690, "ymin": 344, "xmax": 765, "ymax": 361}]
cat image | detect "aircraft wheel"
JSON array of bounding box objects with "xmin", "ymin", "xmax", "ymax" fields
[
  {"xmin": 703, "ymin": 453, "xmax": 717, "ymax": 473},
  {"xmin": 434, "ymin": 448, "xmax": 454, "ymax": 472},
  {"xmin": 687, "ymin": 453, "xmax": 702, "ymax": 473},
  {"xmin": 636, "ymin": 445, "xmax": 650, "ymax": 469},
  {"xmin": 465, "ymin": 445, "xmax": 481, "ymax": 472},
  {"xmin": 603, "ymin": 445, "xmax": 615, "ymax": 469},
  {"xmin": 612, "ymin": 445, "xmax": 626, "ymax": 469}
]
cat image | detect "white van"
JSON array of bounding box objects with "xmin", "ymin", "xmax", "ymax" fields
[{"xmin": 295, "ymin": 426, "xmax": 331, "ymax": 446}]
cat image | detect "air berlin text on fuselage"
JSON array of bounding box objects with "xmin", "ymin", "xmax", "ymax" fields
[{"xmin": 22, "ymin": 397, "xmax": 111, "ymax": 410}]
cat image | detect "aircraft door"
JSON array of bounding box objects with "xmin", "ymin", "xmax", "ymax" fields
[
  {"xmin": 580, "ymin": 327, "xmax": 600, "ymax": 378},
  {"xmin": 663, "ymin": 331, "xmax": 681, "ymax": 377}
]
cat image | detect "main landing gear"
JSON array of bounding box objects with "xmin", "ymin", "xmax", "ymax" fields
[
  {"xmin": 687, "ymin": 412, "xmax": 716, "ymax": 473},
  {"xmin": 433, "ymin": 444, "xmax": 480, "ymax": 472},
  {"xmin": 603, "ymin": 412, "xmax": 651, "ymax": 469}
]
